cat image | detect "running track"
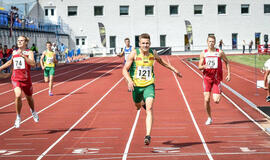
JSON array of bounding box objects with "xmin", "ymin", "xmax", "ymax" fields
[{"xmin": 0, "ymin": 56, "xmax": 270, "ymax": 160}]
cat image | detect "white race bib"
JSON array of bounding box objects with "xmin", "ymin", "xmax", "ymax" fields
[
  {"xmin": 13, "ymin": 57, "xmax": 25, "ymax": 70},
  {"xmin": 205, "ymin": 57, "xmax": 218, "ymax": 69},
  {"xmin": 46, "ymin": 57, "xmax": 54, "ymax": 64},
  {"xmin": 136, "ymin": 66, "xmax": 152, "ymax": 80}
]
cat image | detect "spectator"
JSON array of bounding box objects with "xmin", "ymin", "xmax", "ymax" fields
[
  {"xmin": 242, "ymin": 40, "xmax": 246, "ymax": 54},
  {"xmin": 249, "ymin": 40, "xmax": 253, "ymax": 53},
  {"xmin": 2, "ymin": 45, "xmax": 12, "ymax": 72},
  {"xmin": 59, "ymin": 43, "xmax": 66, "ymax": 62},
  {"xmin": 218, "ymin": 39, "xmax": 225, "ymax": 50},
  {"xmin": 30, "ymin": 43, "xmax": 39, "ymax": 69},
  {"xmin": 12, "ymin": 44, "xmax": 18, "ymax": 50},
  {"xmin": 0, "ymin": 43, "xmax": 3, "ymax": 64}
]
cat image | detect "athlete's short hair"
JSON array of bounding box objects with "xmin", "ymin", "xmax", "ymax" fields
[
  {"xmin": 139, "ymin": 33, "xmax": 150, "ymax": 41},
  {"xmin": 124, "ymin": 38, "xmax": 130, "ymax": 41},
  {"xmin": 19, "ymin": 35, "xmax": 29, "ymax": 43},
  {"xmin": 18, "ymin": 35, "xmax": 29, "ymax": 46},
  {"xmin": 207, "ymin": 35, "xmax": 216, "ymax": 42},
  {"xmin": 46, "ymin": 41, "xmax": 52, "ymax": 45}
]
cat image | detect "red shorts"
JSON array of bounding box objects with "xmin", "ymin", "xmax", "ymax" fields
[
  {"xmin": 203, "ymin": 77, "xmax": 221, "ymax": 94},
  {"xmin": 11, "ymin": 80, "xmax": 33, "ymax": 96}
]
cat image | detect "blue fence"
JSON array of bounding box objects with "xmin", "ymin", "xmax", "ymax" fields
[{"xmin": 0, "ymin": 12, "xmax": 63, "ymax": 33}]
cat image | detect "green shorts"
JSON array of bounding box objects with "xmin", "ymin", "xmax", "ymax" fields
[
  {"xmin": 132, "ymin": 84, "xmax": 155, "ymax": 103},
  {"xmin": 44, "ymin": 67, "xmax": 55, "ymax": 77}
]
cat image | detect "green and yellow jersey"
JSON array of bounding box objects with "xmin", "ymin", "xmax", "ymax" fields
[{"xmin": 129, "ymin": 48, "xmax": 155, "ymax": 87}]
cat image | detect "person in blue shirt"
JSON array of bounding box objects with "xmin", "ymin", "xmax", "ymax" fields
[{"xmin": 118, "ymin": 38, "xmax": 135, "ymax": 63}]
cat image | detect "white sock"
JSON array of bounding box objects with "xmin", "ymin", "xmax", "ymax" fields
[{"xmin": 16, "ymin": 114, "xmax": 21, "ymax": 119}]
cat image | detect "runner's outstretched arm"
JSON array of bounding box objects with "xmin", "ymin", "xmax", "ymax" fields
[
  {"xmin": 0, "ymin": 72, "xmax": 11, "ymax": 79},
  {"xmin": 220, "ymin": 51, "xmax": 231, "ymax": 81},
  {"xmin": 153, "ymin": 51, "xmax": 182, "ymax": 78},
  {"xmin": 122, "ymin": 50, "xmax": 136, "ymax": 91},
  {"xmin": 0, "ymin": 59, "xmax": 12, "ymax": 71}
]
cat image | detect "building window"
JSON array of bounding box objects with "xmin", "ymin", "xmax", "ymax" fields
[
  {"xmin": 241, "ymin": 4, "xmax": 250, "ymax": 14},
  {"xmin": 160, "ymin": 35, "xmax": 166, "ymax": 47},
  {"xmin": 145, "ymin": 5, "xmax": 154, "ymax": 15},
  {"xmin": 194, "ymin": 5, "xmax": 203, "ymax": 15},
  {"xmin": 82, "ymin": 38, "xmax": 85, "ymax": 45},
  {"xmin": 94, "ymin": 6, "xmax": 104, "ymax": 16},
  {"xmin": 135, "ymin": 35, "xmax": 139, "ymax": 48},
  {"xmin": 120, "ymin": 6, "xmax": 129, "ymax": 16},
  {"xmin": 45, "ymin": 9, "xmax": 48, "ymax": 16},
  {"xmin": 110, "ymin": 36, "xmax": 116, "ymax": 48},
  {"xmin": 68, "ymin": 6, "xmax": 77, "ymax": 16},
  {"xmin": 76, "ymin": 38, "xmax": 79, "ymax": 45},
  {"xmin": 218, "ymin": 5, "xmax": 226, "ymax": 14},
  {"xmin": 51, "ymin": 9, "xmax": 54, "ymax": 16},
  {"xmin": 170, "ymin": 5, "xmax": 178, "ymax": 15},
  {"xmin": 265, "ymin": 4, "xmax": 270, "ymax": 13}
]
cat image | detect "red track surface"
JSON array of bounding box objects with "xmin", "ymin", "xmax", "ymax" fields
[{"xmin": 0, "ymin": 56, "xmax": 270, "ymax": 160}]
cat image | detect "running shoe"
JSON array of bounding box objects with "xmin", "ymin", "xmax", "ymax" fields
[
  {"xmin": 32, "ymin": 111, "xmax": 39, "ymax": 122},
  {"xmin": 14, "ymin": 117, "xmax": 21, "ymax": 128},
  {"xmin": 205, "ymin": 117, "xmax": 212, "ymax": 125},
  {"xmin": 49, "ymin": 91, "xmax": 53, "ymax": 96},
  {"xmin": 266, "ymin": 96, "xmax": 270, "ymax": 102},
  {"xmin": 144, "ymin": 135, "xmax": 151, "ymax": 145}
]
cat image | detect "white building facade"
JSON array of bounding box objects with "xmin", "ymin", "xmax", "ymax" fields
[{"xmin": 32, "ymin": 0, "xmax": 270, "ymax": 53}]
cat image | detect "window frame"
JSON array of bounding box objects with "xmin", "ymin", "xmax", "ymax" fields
[
  {"xmin": 94, "ymin": 6, "xmax": 104, "ymax": 16},
  {"xmin": 170, "ymin": 5, "xmax": 179, "ymax": 15},
  {"xmin": 145, "ymin": 5, "xmax": 154, "ymax": 16},
  {"xmin": 218, "ymin": 4, "xmax": 226, "ymax": 15},
  {"xmin": 194, "ymin": 5, "xmax": 203, "ymax": 15},
  {"xmin": 120, "ymin": 5, "xmax": 129, "ymax": 16},
  {"xmin": 241, "ymin": 4, "xmax": 250, "ymax": 15},
  {"xmin": 67, "ymin": 6, "xmax": 78, "ymax": 16}
]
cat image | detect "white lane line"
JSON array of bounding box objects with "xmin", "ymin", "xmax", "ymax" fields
[
  {"xmin": 167, "ymin": 57, "xmax": 214, "ymax": 160},
  {"xmin": 0, "ymin": 59, "xmax": 115, "ymax": 110},
  {"xmin": 180, "ymin": 57, "xmax": 269, "ymax": 135},
  {"xmin": 122, "ymin": 110, "xmax": 141, "ymax": 160},
  {"xmin": 36, "ymin": 77, "xmax": 124, "ymax": 160},
  {"xmin": 0, "ymin": 63, "xmax": 121, "ymax": 136},
  {"xmin": 0, "ymin": 58, "xmax": 103, "ymax": 96}
]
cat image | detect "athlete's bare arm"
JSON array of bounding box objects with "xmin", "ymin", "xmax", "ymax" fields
[
  {"xmin": 220, "ymin": 51, "xmax": 231, "ymax": 81},
  {"xmin": 154, "ymin": 51, "xmax": 182, "ymax": 77},
  {"xmin": 122, "ymin": 50, "xmax": 136, "ymax": 91},
  {"xmin": 40, "ymin": 51, "xmax": 46, "ymax": 70},
  {"xmin": 0, "ymin": 58, "xmax": 12, "ymax": 71},
  {"xmin": 21, "ymin": 50, "xmax": 35, "ymax": 67},
  {"xmin": 118, "ymin": 50, "xmax": 124, "ymax": 57},
  {"xmin": 264, "ymin": 70, "xmax": 270, "ymax": 89},
  {"xmin": 198, "ymin": 51, "xmax": 207, "ymax": 70},
  {"xmin": 0, "ymin": 72, "xmax": 11, "ymax": 79},
  {"xmin": 53, "ymin": 53, "xmax": 58, "ymax": 64}
]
